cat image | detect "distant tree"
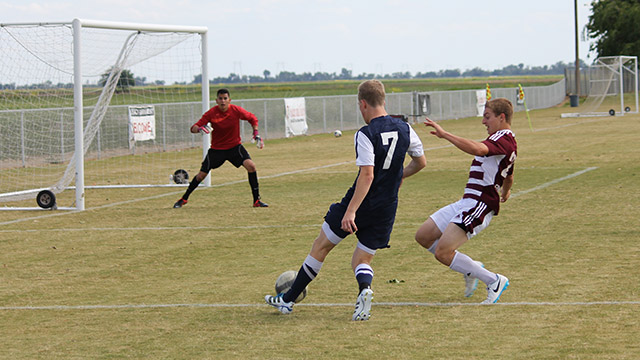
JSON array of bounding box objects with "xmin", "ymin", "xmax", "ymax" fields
[
  {"xmin": 462, "ymin": 67, "xmax": 490, "ymax": 77},
  {"xmin": 134, "ymin": 76, "xmax": 147, "ymax": 86},
  {"xmin": 248, "ymin": 75, "xmax": 264, "ymax": 83},
  {"xmin": 338, "ymin": 68, "xmax": 352, "ymax": 79},
  {"xmin": 263, "ymin": 69, "xmax": 271, "ymax": 80},
  {"xmin": 192, "ymin": 74, "xmax": 202, "ymax": 84},
  {"xmin": 585, "ymin": 0, "xmax": 640, "ymax": 58},
  {"xmin": 275, "ymin": 71, "xmax": 297, "ymax": 82},
  {"xmin": 99, "ymin": 68, "xmax": 135, "ymax": 92},
  {"xmin": 440, "ymin": 69, "xmax": 461, "ymax": 78},
  {"xmin": 415, "ymin": 71, "xmax": 438, "ymax": 78}
]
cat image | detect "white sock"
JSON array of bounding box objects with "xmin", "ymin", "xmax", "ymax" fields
[
  {"xmin": 427, "ymin": 239, "xmax": 439, "ymax": 254},
  {"xmin": 449, "ymin": 251, "xmax": 496, "ymax": 285},
  {"xmin": 302, "ymin": 254, "xmax": 323, "ymax": 279}
]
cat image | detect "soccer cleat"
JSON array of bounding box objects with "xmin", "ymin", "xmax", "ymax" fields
[
  {"xmin": 173, "ymin": 198, "xmax": 187, "ymax": 208},
  {"xmin": 265, "ymin": 293, "xmax": 294, "ymax": 314},
  {"xmin": 463, "ymin": 261, "xmax": 484, "ymax": 298},
  {"xmin": 481, "ymin": 274, "xmax": 509, "ymax": 304},
  {"xmin": 352, "ymin": 288, "xmax": 374, "ymax": 321},
  {"xmin": 253, "ymin": 199, "xmax": 269, "ymax": 207}
]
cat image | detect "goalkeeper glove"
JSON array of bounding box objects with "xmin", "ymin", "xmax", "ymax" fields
[
  {"xmin": 198, "ymin": 124, "xmax": 212, "ymax": 134},
  {"xmin": 252, "ymin": 129, "xmax": 264, "ymax": 149}
]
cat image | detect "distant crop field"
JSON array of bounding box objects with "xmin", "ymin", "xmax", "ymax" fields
[
  {"xmin": 212, "ymin": 75, "xmax": 563, "ymax": 99},
  {"xmin": 0, "ymin": 75, "xmax": 563, "ymax": 110},
  {"xmin": 1, "ymin": 100, "xmax": 638, "ymax": 359}
]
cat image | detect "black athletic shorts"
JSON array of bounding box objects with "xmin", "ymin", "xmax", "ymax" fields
[{"xmin": 200, "ymin": 144, "xmax": 251, "ymax": 172}]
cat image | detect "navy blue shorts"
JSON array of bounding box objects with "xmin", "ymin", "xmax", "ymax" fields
[
  {"xmin": 323, "ymin": 201, "xmax": 397, "ymax": 250},
  {"xmin": 200, "ymin": 144, "xmax": 251, "ymax": 172}
]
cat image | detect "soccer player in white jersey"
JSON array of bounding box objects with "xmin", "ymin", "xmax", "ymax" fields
[
  {"xmin": 265, "ymin": 80, "xmax": 426, "ymax": 320},
  {"xmin": 416, "ymin": 98, "xmax": 517, "ymax": 304}
]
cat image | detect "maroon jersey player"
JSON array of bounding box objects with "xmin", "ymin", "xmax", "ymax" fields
[{"xmin": 416, "ymin": 98, "xmax": 516, "ymax": 304}]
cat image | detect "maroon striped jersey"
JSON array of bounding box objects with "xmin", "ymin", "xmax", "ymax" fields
[{"xmin": 462, "ymin": 129, "xmax": 517, "ymax": 215}]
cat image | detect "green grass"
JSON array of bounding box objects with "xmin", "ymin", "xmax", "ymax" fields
[{"xmin": 1, "ymin": 101, "xmax": 639, "ymax": 359}]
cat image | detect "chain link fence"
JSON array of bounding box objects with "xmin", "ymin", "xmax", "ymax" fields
[
  {"xmin": 238, "ymin": 78, "xmax": 566, "ymax": 141},
  {"xmin": 1, "ymin": 79, "xmax": 566, "ymax": 166}
]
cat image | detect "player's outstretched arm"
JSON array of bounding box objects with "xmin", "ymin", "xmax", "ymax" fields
[{"xmin": 423, "ymin": 118, "xmax": 488, "ymax": 156}]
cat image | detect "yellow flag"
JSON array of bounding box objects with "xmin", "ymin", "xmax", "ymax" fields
[
  {"xmin": 518, "ymin": 83, "xmax": 533, "ymax": 131},
  {"xmin": 517, "ymin": 84, "xmax": 525, "ymax": 105},
  {"xmin": 486, "ymin": 83, "xmax": 492, "ymax": 101}
]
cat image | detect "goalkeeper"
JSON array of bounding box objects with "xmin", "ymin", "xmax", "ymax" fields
[{"xmin": 173, "ymin": 88, "xmax": 268, "ymax": 208}]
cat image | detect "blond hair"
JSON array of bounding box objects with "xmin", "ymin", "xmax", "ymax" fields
[{"xmin": 357, "ymin": 80, "xmax": 385, "ymax": 107}]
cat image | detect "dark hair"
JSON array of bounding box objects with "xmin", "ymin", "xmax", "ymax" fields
[{"xmin": 217, "ymin": 88, "xmax": 230, "ymax": 97}]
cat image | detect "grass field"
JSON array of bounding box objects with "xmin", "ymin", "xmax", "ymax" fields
[{"xmin": 1, "ymin": 100, "xmax": 639, "ymax": 359}]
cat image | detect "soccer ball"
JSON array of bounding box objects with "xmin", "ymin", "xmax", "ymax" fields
[
  {"xmin": 171, "ymin": 169, "xmax": 189, "ymax": 184},
  {"xmin": 333, "ymin": 129, "xmax": 342, "ymax": 137},
  {"xmin": 275, "ymin": 270, "xmax": 307, "ymax": 303}
]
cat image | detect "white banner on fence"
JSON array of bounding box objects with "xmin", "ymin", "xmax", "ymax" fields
[
  {"xmin": 128, "ymin": 105, "xmax": 156, "ymax": 148},
  {"xmin": 475, "ymin": 90, "xmax": 486, "ymax": 117},
  {"xmin": 284, "ymin": 97, "xmax": 308, "ymax": 137}
]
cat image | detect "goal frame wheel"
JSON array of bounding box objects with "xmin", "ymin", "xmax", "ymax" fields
[{"xmin": 36, "ymin": 190, "xmax": 56, "ymax": 209}]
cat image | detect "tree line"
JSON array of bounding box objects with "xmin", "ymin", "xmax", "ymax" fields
[
  {"xmin": 0, "ymin": 60, "xmax": 585, "ymax": 91},
  {"xmin": 206, "ymin": 61, "xmax": 581, "ymax": 85}
]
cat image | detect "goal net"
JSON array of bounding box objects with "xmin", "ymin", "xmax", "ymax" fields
[
  {"xmin": 0, "ymin": 19, "xmax": 209, "ymax": 210},
  {"xmin": 562, "ymin": 56, "xmax": 639, "ymax": 118}
]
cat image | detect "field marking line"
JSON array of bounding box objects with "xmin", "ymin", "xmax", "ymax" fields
[
  {"xmin": 1, "ymin": 300, "xmax": 639, "ymax": 311},
  {"xmin": 0, "ymin": 161, "xmax": 354, "ymax": 226},
  {"xmin": 0, "ymin": 166, "xmax": 598, "ymax": 232},
  {"xmin": 532, "ymin": 116, "xmax": 614, "ymax": 132},
  {"xmin": 509, "ymin": 166, "xmax": 597, "ymax": 199},
  {"xmin": 0, "ymin": 224, "xmax": 321, "ymax": 233}
]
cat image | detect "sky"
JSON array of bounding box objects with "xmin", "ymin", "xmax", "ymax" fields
[{"xmin": 1, "ymin": 0, "xmax": 596, "ymax": 79}]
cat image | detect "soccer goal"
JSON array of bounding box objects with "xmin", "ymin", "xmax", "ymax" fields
[
  {"xmin": 562, "ymin": 55, "xmax": 639, "ymax": 118},
  {"xmin": 0, "ymin": 19, "xmax": 210, "ymax": 211}
]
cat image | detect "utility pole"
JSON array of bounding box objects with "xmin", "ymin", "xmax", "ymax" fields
[{"xmin": 575, "ymin": 0, "xmax": 580, "ymax": 97}]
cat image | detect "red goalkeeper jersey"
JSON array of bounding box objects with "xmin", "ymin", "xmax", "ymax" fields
[{"xmin": 194, "ymin": 104, "xmax": 258, "ymax": 150}]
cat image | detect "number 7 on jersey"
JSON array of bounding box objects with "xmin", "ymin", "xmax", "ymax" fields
[{"xmin": 381, "ymin": 131, "xmax": 398, "ymax": 170}]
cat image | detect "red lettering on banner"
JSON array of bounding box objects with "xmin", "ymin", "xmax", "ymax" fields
[{"xmin": 133, "ymin": 121, "xmax": 153, "ymax": 134}]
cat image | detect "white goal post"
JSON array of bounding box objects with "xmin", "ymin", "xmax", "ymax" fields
[
  {"xmin": 562, "ymin": 55, "xmax": 639, "ymax": 118},
  {"xmin": 0, "ymin": 19, "xmax": 209, "ymax": 211}
]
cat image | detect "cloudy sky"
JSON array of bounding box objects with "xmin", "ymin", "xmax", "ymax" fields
[{"xmin": 1, "ymin": 0, "xmax": 595, "ymax": 78}]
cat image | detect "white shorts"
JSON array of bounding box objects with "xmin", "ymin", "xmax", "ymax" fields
[{"xmin": 430, "ymin": 198, "xmax": 494, "ymax": 240}]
